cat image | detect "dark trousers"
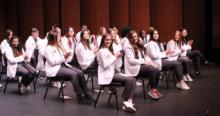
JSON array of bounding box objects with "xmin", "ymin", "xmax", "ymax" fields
[
  {"xmin": 111, "ymin": 73, "xmax": 136, "ymax": 100},
  {"xmin": 187, "ymin": 50, "xmax": 206, "ymax": 73},
  {"xmin": 178, "ymin": 56, "xmax": 191, "ymax": 74},
  {"xmin": 55, "ymin": 66, "xmax": 90, "ymax": 97},
  {"xmin": 137, "ymin": 64, "xmax": 160, "ymax": 89},
  {"xmin": 17, "ymin": 63, "xmax": 37, "ymax": 87},
  {"xmin": 162, "ymin": 60, "xmax": 183, "ymax": 81}
]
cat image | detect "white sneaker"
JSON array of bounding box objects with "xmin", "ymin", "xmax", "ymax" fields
[
  {"xmin": 52, "ymin": 82, "xmax": 66, "ymax": 88},
  {"xmin": 136, "ymin": 81, "xmax": 142, "ymax": 87},
  {"xmin": 18, "ymin": 76, "xmax": 22, "ymax": 83},
  {"xmin": 176, "ymin": 81, "xmax": 190, "ymax": 90},
  {"xmin": 60, "ymin": 95, "xmax": 72, "ymax": 100},
  {"xmin": 183, "ymin": 75, "xmax": 188, "ymax": 81},
  {"xmin": 122, "ymin": 101, "xmax": 136, "ymax": 113},
  {"xmin": 20, "ymin": 84, "xmax": 26, "ymax": 94},
  {"xmin": 0, "ymin": 84, "xmax": 3, "ymax": 88},
  {"xmin": 26, "ymin": 86, "xmax": 31, "ymax": 91},
  {"xmin": 186, "ymin": 74, "xmax": 193, "ymax": 82}
]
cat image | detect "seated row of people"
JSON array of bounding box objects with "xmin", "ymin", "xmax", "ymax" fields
[{"xmin": 0, "ymin": 25, "xmax": 211, "ymax": 113}]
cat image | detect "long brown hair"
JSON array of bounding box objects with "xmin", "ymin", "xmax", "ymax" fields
[
  {"xmin": 174, "ymin": 30, "xmax": 182, "ymax": 48},
  {"xmin": 80, "ymin": 30, "xmax": 91, "ymax": 50},
  {"xmin": 99, "ymin": 33, "xmax": 114, "ymax": 55},
  {"xmin": 10, "ymin": 36, "xmax": 23, "ymax": 57},
  {"xmin": 128, "ymin": 30, "xmax": 146, "ymax": 59}
]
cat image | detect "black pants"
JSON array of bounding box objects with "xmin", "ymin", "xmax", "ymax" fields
[
  {"xmin": 187, "ymin": 50, "xmax": 206, "ymax": 73},
  {"xmin": 178, "ymin": 56, "xmax": 191, "ymax": 74},
  {"xmin": 137, "ymin": 64, "xmax": 160, "ymax": 89},
  {"xmin": 111, "ymin": 73, "xmax": 136, "ymax": 100},
  {"xmin": 17, "ymin": 63, "xmax": 37, "ymax": 87},
  {"xmin": 162, "ymin": 60, "xmax": 183, "ymax": 81},
  {"xmin": 55, "ymin": 66, "xmax": 90, "ymax": 98}
]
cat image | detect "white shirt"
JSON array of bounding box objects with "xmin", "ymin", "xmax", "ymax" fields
[
  {"xmin": 123, "ymin": 42, "xmax": 146, "ymax": 76},
  {"xmin": 112, "ymin": 42, "xmax": 123, "ymax": 72},
  {"xmin": 36, "ymin": 37, "xmax": 48, "ymax": 71},
  {"xmin": 166, "ymin": 40, "xmax": 182, "ymax": 60},
  {"xmin": 75, "ymin": 42, "xmax": 96, "ymax": 70},
  {"xmin": 97, "ymin": 48, "xmax": 117, "ymax": 85},
  {"xmin": 25, "ymin": 36, "xmax": 41, "ymax": 62},
  {"xmin": 44, "ymin": 45, "xmax": 65, "ymax": 77},
  {"xmin": 5, "ymin": 47, "xmax": 25, "ymax": 78},
  {"xmin": 146, "ymin": 41, "xmax": 167, "ymax": 70},
  {"xmin": 0, "ymin": 39, "xmax": 10, "ymax": 54},
  {"xmin": 61, "ymin": 36, "xmax": 75, "ymax": 63}
]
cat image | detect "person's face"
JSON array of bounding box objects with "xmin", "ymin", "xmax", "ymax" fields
[
  {"xmin": 153, "ymin": 31, "xmax": 159, "ymax": 40},
  {"xmin": 102, "ymin": 28, "xmax": 107, "ymax": 35},
  {"xmin": 130, "ymin": 33, "xmax": 138, "ymax": 44},
  {"xmin": 32, "ymin": 32, "xmax": 38, "ymax": 38},
  {"xmin": 141, "ymin": 31, "xmax": 146, "ymax": 38},
  {"xmin": 110, "ymin": 30, "xmax": 116, "ymax": 40},
  {"xmin": 12, "ymin": 38, "xmax": 19, "ymax": 47},
  {"xmin": 68, "ymin": 27, "xmax": 74, "ymax": 37},
  {"xmin": 175, "ymin": 32, "xmax": 181, "ymax": 41},
  {"xmin": 104, "ymin": 35, "xmax": 112, "ymax": 48},
  {"xmin": 83, "ymin": 31, "xmax": 90, "ymax": 40},
  {"xmin": 113, "ymin": 27, "xmax": 118, "ymax": 34},
  {"xmin": 8, "ymin": 32, "xmax": 13, "ymax": 40},
  {"xmin": 81, "ymin": 26, "xmax": 88, "ymax": 31},
  {"xmin": 181, "ymin": 29, "xmax": 188, "ymax": 37}
]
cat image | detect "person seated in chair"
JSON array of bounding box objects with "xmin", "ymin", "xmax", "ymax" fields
[
  {"xmin": 5, "ymin": 36, "xmax": 37, "ymax": 94},
  {"xmin": 97, "ymin": 33, "xmax": 136, "ymax": 113},
  {"xmin": 75, "ymin": 30, "xmax": 98, "ymax": 71},
  {"xmin": 180, "ymin": 28, "xmax": 214, "ymax": 76},
  {"xmin": 146, "ymin": 29, "xmax": 190, "ymax": 90},
  {"xmin": 44, "ymin": 30, "xmax": 94, "ymax": 105},
  {"xmin": 166, "ymin": 31, "xmax": 193, "ymax": 82},
  {"xmin": 124, "ymin": 30, "xmax": 162, "ymax": 100}
]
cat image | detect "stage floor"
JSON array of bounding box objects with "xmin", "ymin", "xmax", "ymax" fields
[{"xmin": 0, "ymin": 65, "xmax": 219, "ymax": 116}]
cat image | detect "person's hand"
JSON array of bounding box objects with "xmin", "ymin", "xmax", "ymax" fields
[
  {"xmin": 92, "ymin": 47, "xmax": 99, "ymax": 54},
  {"xmin": 188, "ymin": 40, "xmax": 193, "ymax": 46},
  {"xmin": 115, "ymin": 52, "xmax": 123, "ymax": 58},
  {"xmin": 64, "ymin": 52, "xmax": 71, "ymax": 59},
  {"xmin": 166, "ymin": 51, "xmax": 174, "ymax": 55}
]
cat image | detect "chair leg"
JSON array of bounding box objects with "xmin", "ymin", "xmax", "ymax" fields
[
  {"xmin": 33, "ymin": 71, "xmax": 41, "ymax": 92},
  {"xmin": 165, "ymin": 72, "xmax": 170, "ymax": 89},
  {"xmin": 107, "ymin": 90, "xmax": 113, "ymax": 104},
  {"xmin": 142, "ymin": 79, "xmax": 146, "ymax": 99},
  {"xmin": 94, "ymin": 86, "xmax": 104, "ymax": 108},
  {"xmin": 43, "ymin": 79, "xmax": 51, "ymax": 100},
  {"xmin": 114, "ymin": 89, "xmax": 119, "ymax": 111},
  {"xmin": 3, "ymin": 77, "xmax": 9, "ymax": 93},
  {"xmin": 58, "ymin": 81, "xmax": 65, "ymax": 103},
  {"xmin": 86, "ymin": 75, "xmax": 90, "ymax": 83},
  {"xmin": 33, "ymin": 79, "xmax": 36, "ymax": 93},
  {"xmin": 172, "ymin": 72, "xmax": 176, "ymax": 88},
  {"xmin": 91, "ymin": 74, "xmax": 94, "ymax": 93},
  {"xmin": 0, "ymin": 66, "xmax": 5, "ymax": 81}
]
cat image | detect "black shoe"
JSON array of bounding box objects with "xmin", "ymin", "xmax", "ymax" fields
[
  {"xmin": 205, "ymin": 61, "xmax": 215, "ymax": 66},
  {"xmin": 77, "ymin": 96, "xmax": 93, "ymax": 105},
  {"xmin": 85, "ymin": 94, "xmax": 95, "ymax": 102}
]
